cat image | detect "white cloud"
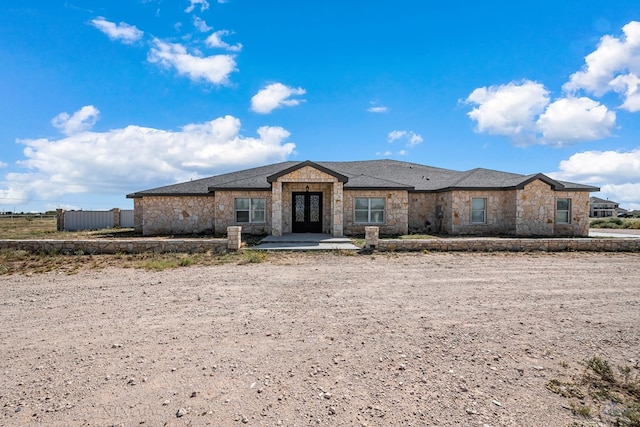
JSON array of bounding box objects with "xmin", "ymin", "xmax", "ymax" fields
[
  {"xmin": 600, "ymin": 183, "xmax": 640, "ymax": 209},
  {"xmin": 205, "ymin": 30, "xmax": 243, "ymax": 52},
  {"xmin": 376, "ymin": 150, "xmax": 393, "ymax": 156},
  {"xmin": 0, "ymin": 115, "xmax": 295, "ymax": 207},
  {"xmin": 547, "ymin": 148, "xmax": 640, "ymax": 209},
  {"xmin": 193, "ymin": 16, "xmax": 212, "ymax": 32},
  {"xmin": 367, "ymin": 102, "xmax": 388, "ymax": 113},
  {"xmin": 466, "ymin": 81, "xmax": 618, "ymax": 146},
  {"xmin": 564, "ymin": 21, "xmax": 640, "ymax": 110},
  {"xmin": 387, "ymin": 130, "xmax": 423, "ymax": 146},
  {"xmin": 367, "ymin": 106, "xmax": 388, "ymax": 113},
  {"xmin": 251, "ymin": 83, "xmax": 306, "ymax": 114},
  {"xmin": 466, "ymin": 80, "xmax": 549, "ymax": 141},
  {"xmin": 185, "ymin": 0, "xmax": 210, "ymax": 13},
  {"xmin": 91, "ymin": 17, "xmax": 144, "ymax": 44},
  {"xmin": 0, "ymin": 161, "xmax": 8, "ymax": 168},
  {"xmin": 610, "ymin": 73, "xmax": 640, "ymax": 112},
  {"xmin": 148, "ymin": 38, "xmax": 237, "ymax": 85},
  {"xmin": 536, "ymin": 97, "xmax": 616, "ymax": 145},
  {"xmin": 51, "ymin": 105, "xmax": 100, "ymax": 136},
  {"xmin": 550, "ymin": 149, "xmax": 640, "ymax": 184}
]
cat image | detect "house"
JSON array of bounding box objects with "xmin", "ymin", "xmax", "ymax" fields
[
  {"xmin": 126, "ymin": 159, "xmax": 599, "ymax": 237},
  {"xmin": 589, "ymin": 196, "xmax": 620, "ymax": 218}
]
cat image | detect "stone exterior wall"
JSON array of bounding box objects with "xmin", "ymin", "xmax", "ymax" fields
[
  {"xmin": 553, "ymin": 191, "xmax": 590, "ymax": 237},
  {"xmin": 515, "ymin": 180, "xmax": 555, "ymax": 236},
  {"xmin": 275, "ymin": 166, "xmax": 342, "ymax": 235},
  {"xmin": 214, "ymin": 190, "xmax": 272, "ymax": 235},
  {"xmin": 138, "ymin": 196, "xmax": 215, "ymax": 236},
  {"xmin": 343, "ymin": 190, "xmax": 408, "ymax": 236},
  {"xmin": 133, "ymin": 198, "xmax": 143, "ymax": 233},
  {"xmin": 408, "ymin": 193, "xmax": 439, "ymax": 233},
  {"xmin": 447, "ymin": 190, "xmax": 516, "ymax": 235}
]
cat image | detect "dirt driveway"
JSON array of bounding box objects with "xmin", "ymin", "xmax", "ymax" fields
[{"xmin": 1, "ymin": 252, "xmax": 639, "ymax": 426}]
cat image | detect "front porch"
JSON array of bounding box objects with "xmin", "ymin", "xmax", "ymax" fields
[
  {"xmin": 253, "ymin": 233, "xmax": 358, "ymax": 250},
  {"xmin": 268, "ymin": 162, "xmax": 347, "ymax": 237}
]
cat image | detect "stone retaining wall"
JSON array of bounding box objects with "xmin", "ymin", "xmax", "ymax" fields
[
  {"xmin": 375, "ymin": 238, "xmax": 640, "ymax": 252},
  {"xmin": 0, "ymin": 239, "xmax": 229, "ymax": 255}
]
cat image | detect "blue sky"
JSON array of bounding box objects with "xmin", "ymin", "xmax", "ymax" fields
[{"xmin": 2, "ymin": 1, "xmax": 640, "ymax": 213}]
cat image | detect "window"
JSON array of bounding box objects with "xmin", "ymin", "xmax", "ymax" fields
[
  {"xmin": 556, "ymin": 198, "xmax": 571, "ymax": 224},
  {"xmin": 471, "ymin": 197, "xmax": 486, "ymax": 223},
  {"xmin": 235, "ymin": 198, "xmax": 265, "ymax": 223},
  {"xmin": 355, "ymin": 197, "xmax": 385, "ymax": 223}
]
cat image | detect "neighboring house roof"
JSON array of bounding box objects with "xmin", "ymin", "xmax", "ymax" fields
[
  {"xmin": 126, "ymin": 159, "xmax": 599, "ymax": 198},
  {"xmin": 590, "ymin": 196, "xmax": 619, "ymax": 205}
]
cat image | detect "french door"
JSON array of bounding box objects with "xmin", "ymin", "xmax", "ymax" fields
[{"xmin": 292, "ymin": 192, "xmax": 323, "ymax": 233}]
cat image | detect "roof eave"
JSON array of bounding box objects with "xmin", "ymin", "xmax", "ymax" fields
[
  {"xmin": 345, "ymin": 186, "xmax": 414, "ymax": 191},
  {"xmin": 126, "ymin": 192, "xmax": 214, "ymax": 198},
  {"xmin": 207, "ymin": 186, "xmax": 271, "ymax": 192}
]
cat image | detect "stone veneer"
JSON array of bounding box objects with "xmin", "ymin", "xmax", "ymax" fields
[
  {"xmin": 272, "ymin": 166, "xmax": 344, "ymax": 236},
  {"xmin": 515, "ymin": 180, "xmax": 590, "ymax": 237},
  {"xmin": 213, "ymin": 190, "xmax": 272, "ymax": 235},
  {"xmin": 136, "ymin": 196, "xmax": 215, "ymax": 236},
  {"xmin": 133, "ymin": 174, "xmax": 592, "ymax": 238},
  {"xmin": 447, "ymin": 190, "xmax": 516, "ymax": 235},
  {"xmin": 343, "ymin": 189, "xmax": 408, "ymax": 236}
]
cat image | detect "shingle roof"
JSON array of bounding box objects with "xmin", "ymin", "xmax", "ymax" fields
[{"xmin": 126, "ymin": 159, "xmax": 599, "ymax": 197}]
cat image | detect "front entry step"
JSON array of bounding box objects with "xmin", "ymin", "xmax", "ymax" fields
[{"xmin": 252, "ymin": 233, "xmax": 359, "ymax": 251}]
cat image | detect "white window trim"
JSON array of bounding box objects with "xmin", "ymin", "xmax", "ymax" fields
[
  {"xmin": 235, "ymin": 198, "xmax": 266, "ymax": 224},
  {"xmin": 354, "ymin": 197, "xmax": 386, "ymax": 224},
  {"xmin": 471, "ymin": 197, "xmax": 487, "ymax": 224},
  {"xmin": 556, "ymin": 198, "xmax": 571, "ymax": 224}
]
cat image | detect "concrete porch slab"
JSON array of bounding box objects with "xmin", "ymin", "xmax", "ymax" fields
[{"xmin": 252, "ymin": 233, "xmax": 360, "ymax": 251}]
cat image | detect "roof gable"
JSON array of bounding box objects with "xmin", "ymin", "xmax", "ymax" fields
[{"xmin": 266, "ymin": 160, "xmax": 348, "ymax": 183}]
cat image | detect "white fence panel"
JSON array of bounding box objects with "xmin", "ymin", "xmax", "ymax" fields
[
  {"xmin": 120, "ymin": 210, "xmax": 134, "ymax": 228},
  {"xmin": 64, "ymin": 210, "xmax": 114, "ymax": 231}
]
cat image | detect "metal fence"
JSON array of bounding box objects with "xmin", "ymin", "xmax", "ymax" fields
[{"xmin": 60, "ymin": 209, "xmax": 134, "ymax": 231}]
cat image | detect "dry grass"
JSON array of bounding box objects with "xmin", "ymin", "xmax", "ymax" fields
[
  {"xmin": 546, "ymin": 356, "xmax": 640, "ymax": 426},
  {"xmin": 0, "ymin": 216, "xmax": 137, "ymax": 240}
]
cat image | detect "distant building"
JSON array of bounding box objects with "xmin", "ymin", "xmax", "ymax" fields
[{"xmin": 589, "ymin": 196, "xmax": 620, "ymax": 218}]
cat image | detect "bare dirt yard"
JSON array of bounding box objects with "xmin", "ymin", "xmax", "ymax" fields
[{"xmin": 1, "ymin": 251, "xmax": 639, "ymax": 426}]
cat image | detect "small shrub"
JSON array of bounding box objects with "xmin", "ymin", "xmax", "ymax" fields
[
  {"xmin": 618, "ymin": 402, "xmax": 640, "ymax": 427},
  {"xmin": 240, "ymin": 250, "xmax": 266, "ymax": 264},
  {"xmin": 178, "ymin": 256, "xmax": 194, "ymax": 267},
  {"xmin": 586, "ymin": 356, "xmax": 615, "ymax": 383},
  {"xmin": 570, "ymin": 401, "xmax": 592, "ymax": 417}
]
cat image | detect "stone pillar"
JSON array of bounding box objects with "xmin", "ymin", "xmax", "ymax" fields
[
  {"xmin": 227, "ymin": 226, "xmax": 242, "ymax": 251},
  {"xmin": 365, "ymin": 226, "xmax": 379, "ymax": 249},
  {"xmin": 112, "ymin": 208, "xmax": 121, "ymax": 228},
  {"xmin": 56, "ymin": 209, "xmax": 65, "ymax": 231},
  {"xmin": 271, "ymin": 181, "xmax": 282, "ymax": 236},
  {"xmin": 332, "ymin": 182, "xmax": 344, "ymax": 237}
]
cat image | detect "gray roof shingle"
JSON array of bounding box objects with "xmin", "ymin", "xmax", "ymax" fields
[{"xmin": 126, "ymin": 159, "xmax": 599, "ymax": 197}]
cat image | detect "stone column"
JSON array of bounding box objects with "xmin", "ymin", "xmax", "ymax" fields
[
  {"xmin": 227, "ymin": 226, "xmax": 242, "ymax": 251},
  {"xmin": 271, "ymin": 181, "xmax": 282, "ymax": 236},
  {"xmin": 332, "ymin": 182, "xmax": 344, "ymax": 237},
  {"xmin": 112, "ymin": 208, "xmax": 121, "ymax": 228},
  {"xmin": 365, "ymin": 226, "xmax": 379, "ymax": 249},
  {"xmin": 56, "ymin": 209, "xmax": 65, "ymax": 231}
]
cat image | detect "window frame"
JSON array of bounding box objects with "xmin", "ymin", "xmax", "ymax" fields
[
  {"xmin": 471, "ymin": 197, "xmax": 487, "ymax": 224},
  {"xmin": 556, "ymin": 197, "xmax": 571, "ymax": 224},
  {"xmin": 354, "ymin": 197, "xmax": 386, "ymax": 224},
  {"xmin": 234, "ymin": 198, "xmax": 266, "ymax": 224}
]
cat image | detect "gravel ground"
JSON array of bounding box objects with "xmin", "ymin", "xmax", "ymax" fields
[{"xmin": 1, "ymin": 251, "xmax": 639, "ymax": 426}]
